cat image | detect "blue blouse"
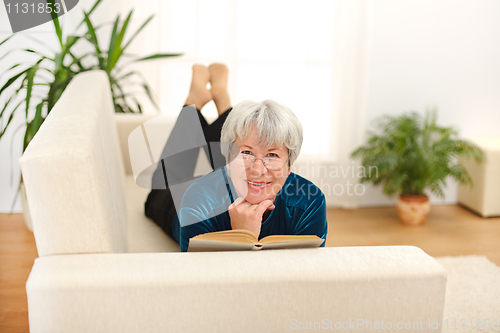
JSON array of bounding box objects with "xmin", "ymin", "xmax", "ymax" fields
[{"xmin": 175, "ymin": 167, "xmax": 328, "ymax": 252}]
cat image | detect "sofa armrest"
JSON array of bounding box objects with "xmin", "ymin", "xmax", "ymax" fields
[
  {"xmin": 457, "ymin": 136, "xmax": 500, "ymax": 217},
  {"xmin": 26, "ymin": 246, "xmax": 447, "ymax": 333}
]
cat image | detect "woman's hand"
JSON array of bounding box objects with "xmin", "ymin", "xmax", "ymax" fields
[{"xmin": 228, "ymin": 197, "xmax": 275, "ymax": 238}]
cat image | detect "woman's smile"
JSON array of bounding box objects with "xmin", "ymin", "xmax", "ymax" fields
[{"xmin": 245, "ymin": 179, "xmax": 271, "ymax": 187}]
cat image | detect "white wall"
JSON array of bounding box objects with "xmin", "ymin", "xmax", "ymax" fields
[{"xmin": 358, "ymin": 0, "xmax": 500, "ymax": 206}]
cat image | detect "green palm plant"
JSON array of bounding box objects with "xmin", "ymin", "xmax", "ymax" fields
[
  {"xmin": 351, "ymin": 108, "xmax": 484, "ymax": 198},
  {"xmin": 0, "ymin": 0, "xmax": 181, "ymax": 154},
  {"xmin": 1, "ymin": 0, "xmax": 181, "ymax": 210}
]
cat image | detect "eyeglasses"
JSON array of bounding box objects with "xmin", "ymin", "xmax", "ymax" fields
[{"xmin": 230, "ymin": 152, "xmax": 289, "ymax": 171}]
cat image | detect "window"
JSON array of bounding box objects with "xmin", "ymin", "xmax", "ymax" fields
[{"xmin": 158, "ymin": 0, "xmax": 336, "ymax": 157}]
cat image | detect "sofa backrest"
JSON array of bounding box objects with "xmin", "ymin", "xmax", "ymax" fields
[{"xmin": 19, "ymin": 70, "xmax": 128, "ymax": 256}]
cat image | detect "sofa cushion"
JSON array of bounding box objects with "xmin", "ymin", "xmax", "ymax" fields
[
  {"xmin": 26, "ymin": 246, "xmax": 447, "ymax": 333},
  {"xmin": 124, "ymin": 175, "xmax": 180, "ymax": 252}
]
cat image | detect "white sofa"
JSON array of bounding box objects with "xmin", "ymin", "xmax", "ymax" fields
[
  {"xmin": 457, "ymin": 137, "xmax": 500, "ymax": 217},
  {"xmin": 20, "ymin": 71, "xmax": 448, "ymax": 333}
]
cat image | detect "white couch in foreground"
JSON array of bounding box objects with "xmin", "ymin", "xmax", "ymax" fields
[{"xmin": 19, "ymin": 71, "xmax": 447, "ymax": 332}]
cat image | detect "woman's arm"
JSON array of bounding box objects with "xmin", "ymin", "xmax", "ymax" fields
[
  {"xmin": 292, "ymin": 194, "xmax": 328, "ymax": 246},
  {"xmin": 179, "ymin": 207, "xmax": 222, "ymax": 252}
]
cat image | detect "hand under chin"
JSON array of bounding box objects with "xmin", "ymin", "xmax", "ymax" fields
[{"xmin": 244, "ymin": 194, "xmax": 276, "ymax": 206}]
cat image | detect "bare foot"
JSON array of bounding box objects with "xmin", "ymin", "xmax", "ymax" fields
[
  {"xmin": 184, "ymin": 64, "xmax": 212, "ymax": 110},
  {"xmin": 209, "ymin": 63, "xmax": 232, "ymax": 116}
]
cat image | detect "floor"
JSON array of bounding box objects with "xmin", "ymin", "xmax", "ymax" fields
[
  {"xmin": 0, "ymin": 205, "xmax": 499, "ymax": 332},
  {"xmin": 0, "ymin": 214, "xmax": 38, "ymax": 333},
  {"xmin": 325, "ymin": 205, "xmax": 500, "ymax": 265}
]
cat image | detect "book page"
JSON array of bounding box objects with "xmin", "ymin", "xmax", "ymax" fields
[
  {"xmin": 261, "ymin": 238, "xmax": 324, "ymax": 250},
  {"xmin": 188, "ymin": 238, "xmax": 256, "ymax": 252},
  {"xmin": 188, "ymin": 231, "xmax": 324, "ymax": 252},
  {"xmin": 192, "ymin": 229, "xmax": 258, "ymax": 244},
  {"xmin": 259, "ymin": 234, "xmax": 323, "ymax": 244}
]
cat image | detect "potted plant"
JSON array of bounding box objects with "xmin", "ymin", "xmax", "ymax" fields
[
  {"xmin": 351, "ymin": 108, "xmax": 484, "ymax": 225},
  {"xmin": 0, "ymin": 0, "xmax": 181, "ymax": 219}
]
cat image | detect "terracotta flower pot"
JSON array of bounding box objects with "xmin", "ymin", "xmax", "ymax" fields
[{"xmin": 396, "ymin": 195, "xmax": 430, "ymax": 225}]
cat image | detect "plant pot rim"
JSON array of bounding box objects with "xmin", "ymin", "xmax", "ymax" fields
[{"xmin": 399, "ymin": 194, "xmax": 429, "ymax": 203}]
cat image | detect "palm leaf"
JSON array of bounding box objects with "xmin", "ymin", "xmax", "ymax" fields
[
  {"xmin": 74, "ymin": 0, "xmax": 104, "ymax": 31},
  {"xmin": 0, "ymin": 68, "xmax": 30, "ymax": 96},
  {"xmin": 106, "ymin": 15, "xmax": 121, "ymax": 72},
  {"xmin": 0, "ymin": 48, "xmax": 49, "ymax": 65},
  {"xmin": 24, "ymin": 102, "xmax": 45, "ymax": 150},
  {"xmin": 0, "ymin": 95, "xmax": 14, "ymax": 119},
  {"xmin": 0, "ymin": 35, "xmax": 13, "ymax": 46},
  {"xmin": 25, "ymin": 63, "xmax": 41, "ymax": 118},
  {"xmin": 132, "ymin": 97, "xmax": 143, "ymax": 113},
  {"xmin": 0, "ymin": 100, "xmax": 24, "ymax": 139},
  {"xmin": 47, "ymin": 0, "xmax": 63, "ymax": 47},
  {"xmin": 115, "ymin": 70, "xmax": 136, "ymax": 81},
  {"xmin": 108, "ymin": 11, "xmax": 133, "ymax": 72},
  {"xmin": 62, "ymin": 36, "xmax": 81, "ymax": 58},
  {"xmin": 132, "ymin": 53, "xmax": 184, "ymax": 62},
  {"xmin": 141, "ymin": 83, "xmax": 158, "ymax": 109},
  {"xmin": 83, "ymin": 12, "xmax": 105, "ymax": 68},
  {"xmin": 121, "ymin": 15, "xmax": 153, "ymax": 52}
]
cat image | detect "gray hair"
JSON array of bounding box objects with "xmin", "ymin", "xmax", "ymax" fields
[{"xmin": 220, "ymin": 99, "xmax": 303, "ymax": 165}]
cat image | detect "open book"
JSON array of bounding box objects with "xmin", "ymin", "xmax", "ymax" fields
[{"xmin": 188, "ymin": 229, "xmax": 325, "ymax": 252}]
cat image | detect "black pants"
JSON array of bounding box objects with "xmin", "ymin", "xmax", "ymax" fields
[{"xmin": 144, "ymin": 106, "xmax": 232, "ymax": 242}]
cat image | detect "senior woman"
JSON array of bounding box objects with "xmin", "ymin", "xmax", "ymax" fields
[{"xmin": 145, "ymin": 64, "xmax": 327, "ymax": 252}]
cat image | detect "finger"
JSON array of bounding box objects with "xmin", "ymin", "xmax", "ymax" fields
[
  {"xmin": 254, "ymin": 200, "xmax": 275, "ymax": 217},
  {"xmin": 260, "ymin": 202, "xmax": 275, "ymax": 210},
  {"xmin": 251, "ymin": 199, "xmax": 274, "ymax": 210}
]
